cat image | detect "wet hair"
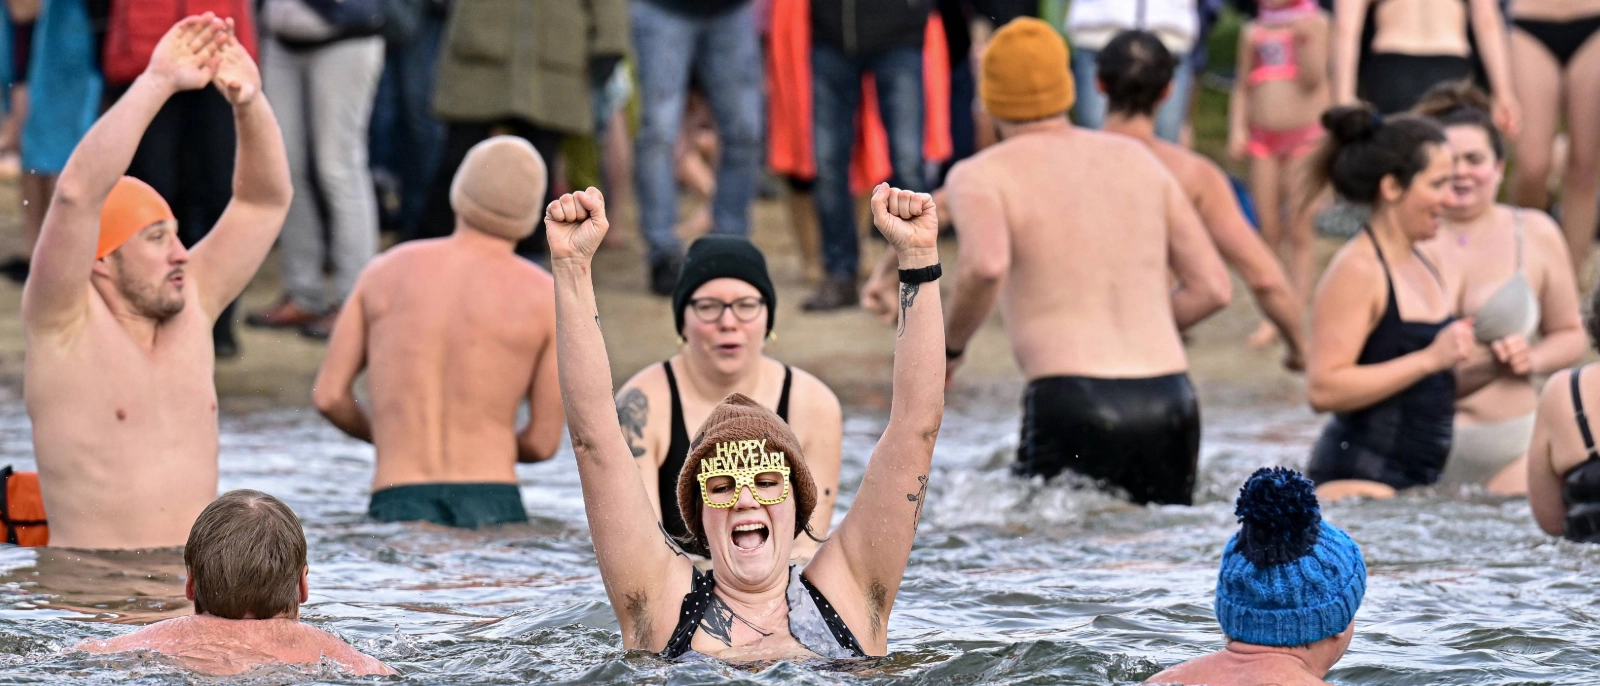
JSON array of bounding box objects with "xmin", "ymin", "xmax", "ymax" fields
[
  {"xmin": 1097, "ymin": 30, "xmax": 1176, "ymax": 117},
  {"xmin": 185, "ymin": 490, "xmax": 306, "ymax": 620},
  {"xmin": 1304, "ymin": 104, "xmax": 1447, "ymax": 207},
  {"xmin": 1411, "ymin": 80, "xmax": 1504, "ymax": 160}
]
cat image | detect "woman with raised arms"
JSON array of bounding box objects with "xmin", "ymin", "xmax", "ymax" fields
[{"xmin": 544, "ymin": 183, "xmax": 944, "ymax": 660}]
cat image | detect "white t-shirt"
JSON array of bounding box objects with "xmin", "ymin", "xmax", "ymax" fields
[{"xmin": 1066, "ymin": 0, "xmax": 1199, "ymax": 54}]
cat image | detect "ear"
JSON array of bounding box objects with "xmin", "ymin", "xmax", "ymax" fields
[
  {"xmin": 185, "ymin": 574, "xmax": 196, "ymax": 601},
  {"xmin": 1379, "ymin": 173, "xmax": 1406, "ymax": 204},
  {"xmin": 90, "ymin": 255, "xmax": 114, "ymax": 279},
  {"xmin": 1095, "ymin": 76, "xmax": 1108, "ymax": 95},
  {"xmin": 299, "ymin": 566, "xmax": 309, "ymax": 604}
]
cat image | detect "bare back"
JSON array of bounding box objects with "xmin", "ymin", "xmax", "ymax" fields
[
  {"xmin": 1148, "ymin": 650, "xmax": 1329, "ymax": 685},
  {"xmin": 1370, "ymin": 0, "xmax": 1470, "ymax": 54},
  {"xmin": 25, "ymin": 287, "xmax": 220, "ymax": 550},
  {"xmin": 354, "ymin": 238, "xmax": 556, "ymax": 488},
  {"xmin": 79, "ymin": 615, "xmax": 392, "ymax": 676},
  {"xmin": 947, "ymin": 127, "xmax": 1190, "ymax": 379}
]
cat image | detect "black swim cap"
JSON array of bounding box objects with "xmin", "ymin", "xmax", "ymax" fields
[{"xmin": 672, "ymin": 236, "xmax": 777, "ymax": 335}]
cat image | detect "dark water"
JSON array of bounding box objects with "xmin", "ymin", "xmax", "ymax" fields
[{"xmin": 0, "ymin": 384, "xmax": 1597, "ymax": 684}]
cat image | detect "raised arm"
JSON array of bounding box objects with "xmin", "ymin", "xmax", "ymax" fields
[
  {"xmin": 311, "ymin": 281, "xmax": 372, "ymax": 442},
  {"xmin": 186, "ymin": 22, "xmax": 293, "ymax": 320},
  {"xmin": 1330, "ymin": 0, "xmax": 1369, "ymax": 105},
  {"xmin": 23, "ymin": 15, "xmax": 226, "ymax": 334},
  {"xmin": 1166, "ymin": 173, "xmax": 1233, "ymax": 330},
  {"xmin": 517, "ymin": 325, "xmax": 565, "ymax": 463},
  {"xmin": 1196, "ymin": 164, "xmax": 1306, "ymax": 370},
  {"xmin": 546, "ymin": 188, "xmax": 692, "ymax": 651},
  {"xmin": 805, "ymin": 184, "xmax": 943, "ymax": 655},
  {"xmin": 943, "ymin": 162, "xmax": 1008, "ymax": 387}
]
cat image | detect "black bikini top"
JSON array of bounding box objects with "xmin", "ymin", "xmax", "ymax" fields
[
  {"xmin": 1562, "ymin": 367, "xmax": 1600, "ymax": 543},
  {"xmin": 661, "ymin": 565, "xmax": 866, "ymax": 661}
]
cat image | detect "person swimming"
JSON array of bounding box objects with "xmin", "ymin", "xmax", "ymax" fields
[
  {"xmin": 1146, "ymin": 468, "xmax": 1366, "ymax": 685},
  {"xmin": 1303, "ymin": 105, "xmax": 1478, "ymax": 499},
  {"xmin": 1411, "ymin": 82, "xmax": 1585, "ymax": 495},
  {"xmin": 312, "ymin": 136, "xmax": 563, "ymax": 528},
  {"xmin": 1527, "ymin": 288, "xmax": 1600, "ymax": 543},
  {"xmin": 616, "ymin": 235, "xmax": 842, "ymax": 561},
  {"xmin": 545, "ymin": 182, "xmax": 944, "ymax": 660},
  {"xmin": 76, "ymin": 490, "xmax": 393, "ymax": 676}
]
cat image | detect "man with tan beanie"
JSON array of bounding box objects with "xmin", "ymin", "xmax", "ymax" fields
[
  {"xmin": 943, "ymin": 18, "xmax": 1230, "ymax": 505},
  {"xmin": 312, "ymin": 135, "xmax": 564, "ymax": 528}
]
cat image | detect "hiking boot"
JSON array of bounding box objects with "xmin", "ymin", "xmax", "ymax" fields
[
  {"xmin": 246, "ymin": 297, "xmax": 322, "ymax": 329},
  {"xmin": 801, "ymin": 273, "xmax": 859, "ymax": 312},
  {"xmin": 649, "ymin": 254, "xmax": 682, "ymax": 297},
  {"xmin": 299, "ymin": 308, "xmax": 340, "ymax": 341}
]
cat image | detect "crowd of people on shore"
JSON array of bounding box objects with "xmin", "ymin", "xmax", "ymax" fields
[{"xmin": 5, "ymin": 0, "xmax": 1600, "ymax": 683}]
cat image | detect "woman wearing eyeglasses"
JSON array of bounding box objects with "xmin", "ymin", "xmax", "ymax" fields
[{"xmin": 614, "ymin": 234, "xmax": 843, "ymax": 561}]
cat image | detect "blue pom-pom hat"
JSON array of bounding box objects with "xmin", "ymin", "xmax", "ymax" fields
[{"xmin": 1214, "ymin": 468, "xmax": 1367, "ymax": 647}]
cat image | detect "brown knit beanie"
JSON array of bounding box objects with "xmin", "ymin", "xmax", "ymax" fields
[
  {"xmin": 676, "ymin": 393, "xmax": 817, "ymax": 557},
  {"xmin": 980, "ymin": 17, "xmax": 1075, "ymax": 123},
  {"xmin": 449, "ymin": 135, "xmax": 548, "ymax": 241}
]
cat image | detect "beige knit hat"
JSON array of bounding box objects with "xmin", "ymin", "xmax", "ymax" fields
[
  {"xmin": 676, "ymin": 393, "xmax": 817, "ymax": 556},
  {"xmin": 449, "ymin": 136, "xmax": 548, "ymax": 241}
]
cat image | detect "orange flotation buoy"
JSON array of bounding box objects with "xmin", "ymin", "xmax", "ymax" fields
[{"xmin": 1, "ymin": 466, "xmax": 48, "ymax": 547}]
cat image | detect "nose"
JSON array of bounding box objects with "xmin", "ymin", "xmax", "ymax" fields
[
  {"xmin": 171, "ymin": 239, "xmax": 190, "ymax": 265},
  {"xmin": 733, "ymin": 484, "xmax": 759, "ymax": 510}
]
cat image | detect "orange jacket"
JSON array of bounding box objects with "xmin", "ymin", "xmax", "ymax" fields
[{"xmin": 767, "ymin": 0, "xmax": 951, "ymax": 193}]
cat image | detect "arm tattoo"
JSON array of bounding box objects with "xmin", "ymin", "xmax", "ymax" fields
[
  {"xmin": 897, "ymin": 282, "xmax": 920, "ymax": 337},
  {"xmin": 616, "ymin": 389, "xmax": 649, "ymax": 458},
  {"xmin": 658, "ymin": 522, "xmax": 688, "ymax": 558},
  {"xmin": 700, "ymin": 594, "xmax": 772, "ymax": 647},
  {"xmin": 907, "ymin": 474, "xmax": 929, "ymax": 529}
]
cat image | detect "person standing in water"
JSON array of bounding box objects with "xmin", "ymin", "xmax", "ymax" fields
[
  {"xmin": 1528, "ymin": 288, "xmax": 1600, "ymax": 543},
  {"xmin": 79, "ymin": 490, "xmax": 393, "ymax": 676},
  {"xmin": 1226, "ymin": 0, "xmax": 1329, "ymax": 349},
  {"xmin": 1413, "ymin": 83, "xmax": 1585, "ymax": 495},
  {"xmin": 22, "ymin": 16, "xmax": 291, "ymax": 549},
  {"xmin": 312, "ymin": 136, "xmax": 563, "ymax": 528},
  {"xmin": 944, "ymin": 18, "xmax": 1230, "ymax": 505},
  {"xmin": 547, "ymin": 182, "xmax": 943, "ymax": 660},
  {"xmin": 615, "ymin": 235, "xmax": 841, "ymax": 560},
  {"xmin": 1304, "ymin": 105, "xmax": 1489, "ymax": 500},
  {"xmin": 1146, "ymin": 468, "xmax": 1366, "ymax": 685},
  {"xmin": 1099, "ymin": 30, "xmax": 1307, "ymax": 372}
]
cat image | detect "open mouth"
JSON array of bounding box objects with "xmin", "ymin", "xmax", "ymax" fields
[{"xmin": 731, "ymin": 522, "xmax": 769, "ymax": 551}]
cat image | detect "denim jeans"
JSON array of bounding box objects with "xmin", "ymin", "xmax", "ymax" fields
[
  {"xmin": 370, "ymin": 11, "xmax": 445, "ymax": 240},
  {"xmin": 1071, "ymin": 45, "xmax": 1192, "ymax": 143},
  {"xmin": 631, "ymin": 0, "xmax": 763, "ymax": 263},
  {"xmin": 813, "ymin": 44, "xmax": 925, "ymax": 277}
]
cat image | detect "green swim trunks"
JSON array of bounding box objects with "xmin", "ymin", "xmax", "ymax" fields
[{"xmin": 368, "ymin": 483, "xmax": 529, "ymax": 529}]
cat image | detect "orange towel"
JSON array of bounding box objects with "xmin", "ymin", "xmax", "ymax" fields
[
  {"xmin": 2, "ymin": 466, "xmax": 48, "ymax": 547},
  {"xmin": 767, "ymin": 0, "xmax": 951, "ymax": 193}
]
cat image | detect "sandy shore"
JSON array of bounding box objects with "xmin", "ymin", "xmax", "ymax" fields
[{"xmin": 0, "ymin": 184, "xmax": 1315, "ymax": 412}]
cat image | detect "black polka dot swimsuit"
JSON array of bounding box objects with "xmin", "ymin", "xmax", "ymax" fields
[{"xmin": 661, "ymin": 565, "xmax": 866, "ymax": 660}]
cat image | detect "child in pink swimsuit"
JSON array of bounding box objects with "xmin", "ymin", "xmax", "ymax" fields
[{"xmin": 1228, "ymin": 0, "xmax": 1331, "ymax": 349}]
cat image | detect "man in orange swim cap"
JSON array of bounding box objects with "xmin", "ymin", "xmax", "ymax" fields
[{"xmin": 21, "ymin": 15, "xmax": 292, "ymax": 550}]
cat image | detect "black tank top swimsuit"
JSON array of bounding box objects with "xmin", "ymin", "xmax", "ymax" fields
[
  {"xmin": 659, "ymin": 361, "xmax": 793, "ymax": 545},
  {"xmin": 1562, "ymin": 368, "xmax": 1600, "ymax": 543},
  {"xmin": 1308, "ymin": 227, "xmax": 1457, "ymax": 489}
]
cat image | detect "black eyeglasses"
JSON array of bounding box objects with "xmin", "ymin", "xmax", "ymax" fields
[{"xmin": 688, "ymin": 297, "xmax": 766, "ymax": 323}]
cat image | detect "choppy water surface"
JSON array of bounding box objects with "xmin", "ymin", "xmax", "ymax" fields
[{"xmin": 0, "ymin": 384, "xmax": 1597, "ymax": 684}]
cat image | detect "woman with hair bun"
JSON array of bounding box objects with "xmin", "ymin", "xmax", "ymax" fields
[
  {"xmin": 1413, "ymin": 81, "xmax": 1586, "ymax": 495},
  {"xmin": 1303, "ymin": 104, "xmax": 1478, "ymax": 501}
]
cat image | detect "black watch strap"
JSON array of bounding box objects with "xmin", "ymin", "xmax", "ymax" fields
[{"xmin": 899, "ymin": 263, "xmax": 942, "ymax": 284}]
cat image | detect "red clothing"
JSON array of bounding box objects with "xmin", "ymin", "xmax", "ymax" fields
[
  {"xmin": 767, "ymin": 0, "xmax": 951, "ymax": 193},
  {"xmin": 103, "ymin": 0, "xmax": 259, "ymax": 86}
]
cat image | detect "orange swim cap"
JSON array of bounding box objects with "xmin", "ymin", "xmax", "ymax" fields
[{"xmin": 97, "ymin": 177, "xmax": 176, "ymax": 259}]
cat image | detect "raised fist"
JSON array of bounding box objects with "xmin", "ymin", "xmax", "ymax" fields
[
  {"xmin": 870, "ymin": 184, "xmax": 939, "ymax": 255},
  {"xmin": 545, "ymin": 187, "xmax": 610, "ymax": 261}
]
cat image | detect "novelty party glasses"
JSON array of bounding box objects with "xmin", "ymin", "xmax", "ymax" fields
[{"xmin": 698, "ymin": 439, "xmax": 792, "ymax": 508}]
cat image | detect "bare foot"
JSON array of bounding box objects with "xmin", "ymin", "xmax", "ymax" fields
[{"xmin": 1246, "ymin": 321, "xmax": 1279, "ymax": 349}]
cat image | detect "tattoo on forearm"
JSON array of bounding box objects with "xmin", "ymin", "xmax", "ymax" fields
[
  {"xmin": 617, "ymin": 389, "xmax": 649, "ymax": 458},
  {"xmin": 898, "ymin": 282, "xmax": 920, "ymax": 337},
  {"xmin": 907, "ymin": 474, "xmax": 929, "ymax": 529},
  {"xmin": 700, "ymin": 594, "xmax": 771, "ymax": 647}
]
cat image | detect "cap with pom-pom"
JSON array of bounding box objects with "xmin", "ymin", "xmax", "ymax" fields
[{"xmin": 1214, "ymin": 467, "xmax": 1366, "ymax": 647}]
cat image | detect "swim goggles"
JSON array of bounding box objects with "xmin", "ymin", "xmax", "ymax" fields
[{"xmin": 697, "ymin": 439, "xmax": 792, "ymax": 508}]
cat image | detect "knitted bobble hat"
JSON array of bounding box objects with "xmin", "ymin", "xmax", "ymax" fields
[{"xmin": 1214, "ymin": 467, "xmax": 1367, "ymax": 647}]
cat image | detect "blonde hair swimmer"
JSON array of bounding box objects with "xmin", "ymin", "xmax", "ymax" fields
[
  {"xmin": 22, "ymin": 14, "xmax": 293, "ymax": 550},
  {"xmin": 77, "ymin": 490, "xmax": 393, "ymax": 676},
  {"xmin": 546, "ymin": 184, "xmax": 945, "ymax": 661}
]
